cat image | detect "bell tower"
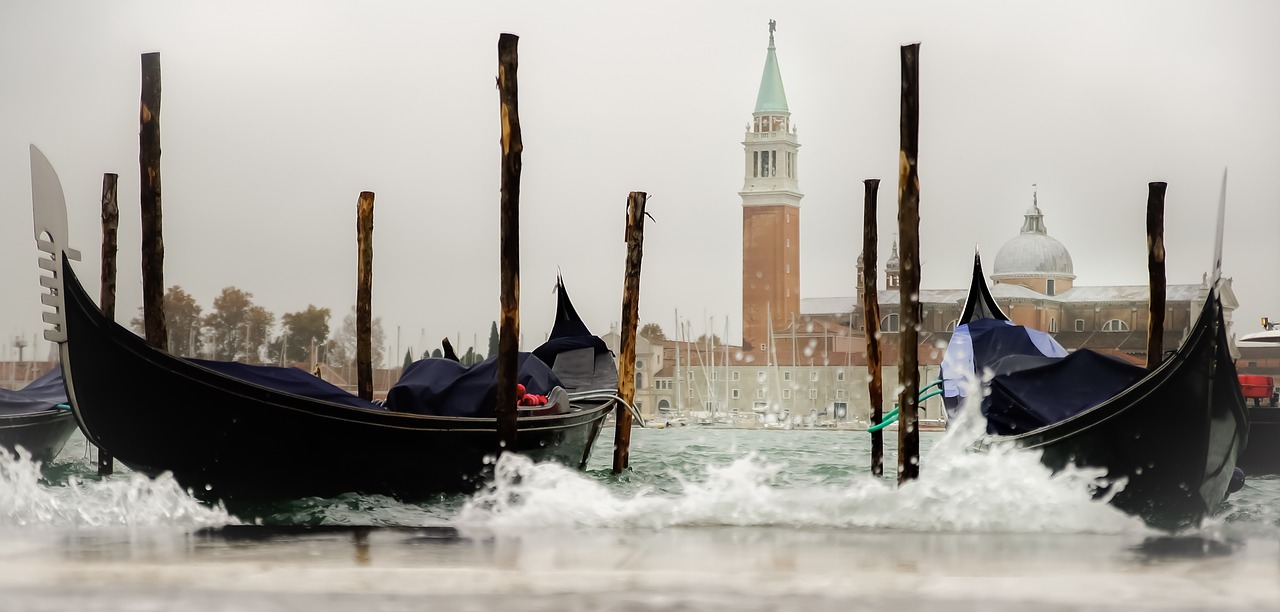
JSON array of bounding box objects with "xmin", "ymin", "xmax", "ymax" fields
[{"xmin": 741, "ymin": 20, "xmax": 802, "ymax": 351}]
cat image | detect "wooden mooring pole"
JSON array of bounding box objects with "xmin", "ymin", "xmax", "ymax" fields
[
  {"xmin": 356, "ymin": 191, "xmax": 375, "ymax": 401},
  {"xmin": 98, "ymin": 172, "xmax": 118, "ymax": 477},
  {"xmin": 896, "ymin": 42, "xmax": 922, "ymax": 485},
  {"xmin": 862, "ymin": 178, "xmax": 884, "ymax": 477},
  {"xmin": 140, "ymin": 51, "xmax": 167, "ymax": 351},
  {"xmin": 495, "ymin": 33, "xmax": 522, "ymax": 452},
  {"xmin": 1146, "ymin": 182, "xmax": 1168, "ymax": 370},
  {"xmin": 613, "ymin": 191, "xmax": 649, "ymax": 474}
]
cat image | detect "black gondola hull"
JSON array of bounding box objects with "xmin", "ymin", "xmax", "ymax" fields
[
  {"xmin": 957, "ymin": 254, "xmax": 1247, "ymax": 530},
  {"xmin": 0, "ymin": 409, "xmax": 77, "ymax": 465},
  {"xmin": 58, "ymin": 260, "xmax": 611, "ymax": 503}
]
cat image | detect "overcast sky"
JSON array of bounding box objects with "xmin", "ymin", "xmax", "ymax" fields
[{"xmin": 3, "ymin": 0, "xmax": 1278, "ymax": 361}]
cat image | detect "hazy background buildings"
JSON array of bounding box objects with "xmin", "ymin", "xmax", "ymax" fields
[{"xmin": 2, "ymin": 1, "xmax": 1277, "ymax": 366}]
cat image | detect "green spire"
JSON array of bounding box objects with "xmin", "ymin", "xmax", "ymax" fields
[{"xmin": 754, "ymin": 20, "xmax": 789, "ymax": 114}]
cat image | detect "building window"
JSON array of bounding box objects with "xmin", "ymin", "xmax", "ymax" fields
[
  {"xmin": 636, "ymin": 373, "xmax": 644, "ymax": 389},
  {"xmin": 808, "ymin": 389, "xmax": 817, "ymax": 399},
  {"xmin": 635, "ymin": 360, "xmax": 644, "ymax": 370},
  {"xmin": 836, "ymin": 371, "xmax": 846, "ymax": 382},
  {"xmin": 1049, "ymin": 318, "xmax": 1058, "ymax": 333},
  {"xmin": 1046, "ymin": 279, "xmax": 1056, "ymax": 296},
  {"xmin": 1075, "ymin": 319, "xmax": 1085, "ymax": 332},
  {"xmin": 759, "ymin": 150, "xmax": 769, "ymax": 178},
  {"xmin": 711, "ymin": 371, "xmax": 718, "ymax": 381},
  {"xmin": 731, "ymin": 371, "xmax": 740, "ymax": 381},
  {"xmin": 658, "ymin": 399, "xmax": 670, "ymax": 412},
  {"xmin": 782, "ymin": 389, "xmax": 792, "ymax": 399},
  {"xmin": 756, "ymin": 389, "xmax": 766, "ymax": 399},
  {"xmin": 753, "ymin": 151, "xmax": 759, "ymax": 178},
  {"xmin": 786, "ymin": 151, "xmax": 793, "ymax": 177},
  {"xmin": 757, "ymin": 371, "xmax": 767, "ymax": 383},
  {"xmin": 836, "ymin": 389, "xmax": 846, "ymax": 399},
  {"xmin": 688, "ymin": 388, "xmax": 694, "ymax": 398},
  {"xmin": 783, "ymin": 371, "xmax": 792, "ymax": 382},
  {"xmin": 760, "ymin": 343, "xmax": 767, "ymax": 351},
  {"xmin": 731, "ymin": 388, "xmax": 740, "ymax": 399},
  {"xmin": 1102, "ymin": 319, "xmax": 1130, "ymax": 332},
  {"xmin": 753, "ymin": 402, "xmax": 768, "ymax": 412},
  {"xmin": 636, "ymin": 401, "xmax": 643, "ymax": 412},
  {"xmin": 810, "ymin": 371, "xmax": 819, "ymax": 382},
  {"xmin": 771, "ymin": 149, "xmax": 777, "ymax": 176},
  {"xmin": 881, "ymin": 313, "xmax": 900, "ymax": 333}
]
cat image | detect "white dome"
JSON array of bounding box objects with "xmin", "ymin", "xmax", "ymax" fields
[{"xmin": 991, "ymin": 203, "xmax": 1075, "ymax": 279}]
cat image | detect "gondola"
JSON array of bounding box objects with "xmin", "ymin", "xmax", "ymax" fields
[
  {"xmin": 941, "ymin": 253, "xmax": 1248, "ymax": 530},
  {"xmin": 29, "ymin": 145, "xmax": 615, "ymax": 503},
  {"xmin": 0, "ymin": 367, "xmax": 78, "ymax": 465}
]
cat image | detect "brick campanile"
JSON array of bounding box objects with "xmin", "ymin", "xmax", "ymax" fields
[{"xmin": 741, "ymin": 20, "xmax": 802, "ymax": 352}]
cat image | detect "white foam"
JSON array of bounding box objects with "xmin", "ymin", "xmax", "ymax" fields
[
  {"xmin": 0, "ymin": 448, "xmax": 234, "ymax": 529},
  {"xmin": 457, "ymin": 370, "xmax": 1146, "ymax": 535}
]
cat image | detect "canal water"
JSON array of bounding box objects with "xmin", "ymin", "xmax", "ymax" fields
[{"xmin": 1, "ymin": 415, "xmax": 1277, "ymax": 610}]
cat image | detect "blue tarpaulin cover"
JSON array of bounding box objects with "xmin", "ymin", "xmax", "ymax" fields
[
  {"xmin": 984, "ymin": 349, "xmax": 1146, "ymax": 434},
  {"xmin": 189, "ymin": 359, "xmax": 386, "ymax": 411},
  {"xmin": 385, "ymin": 352, "xmax": 561, "ymax": 417},
  {"xmin": 941, "ymin": 318, "xmax": 1146, "ymax": 435},
  {"xmin": 0, "ymin": 367, "xmax": 68, "ymax": 416}
]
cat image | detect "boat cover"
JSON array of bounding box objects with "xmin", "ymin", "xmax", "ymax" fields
[
  {"xmin": 984, "ymin": 349, "xmax": 1147, "ymax": 434},
  {"xmin": 941, "ymin": 318, "xmax": 1147, "ymax": 435},
  {"xmin": 531, "ymin": 277, "xmax": 617, "ymax": 393},
  {"xmin": 189, "ymin": 359, "xmax": 386, "ymax": 411},
  {"xmin": 385, "ymin": 352, "xmax": 561, "ymax": 417},
  {"xmin": 0, "ymin": 366, "xmax": 68, "ymax": 416}
]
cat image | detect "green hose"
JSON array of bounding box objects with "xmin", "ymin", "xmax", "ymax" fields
[{"xmin": 866, "ymin": 382, "xmax": 943, "ymax": 433}]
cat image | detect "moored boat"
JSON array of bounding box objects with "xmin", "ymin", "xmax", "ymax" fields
[
  {"xmin": 942, "ymin": 253, "xmax": 1248, "ymax": 530},
  {"xmin": 0, "ymin": 367, "xmax": 78, "ymax": 464},
  {"xmin": 30, "ymin": 145, "xmax": 614, "ymax": 504}
]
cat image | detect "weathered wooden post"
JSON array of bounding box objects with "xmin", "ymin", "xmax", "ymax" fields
[
  {"xmin": 896, "ymin": 43, "xmax": 922, "ymax": 485},
  {"xmin": 862, "ymin": 178, "xmax": 884, "ymax": 477},
  {"xmin": 1146, "ymin": 181, "xmax": 1168, "ymax": 370},
  {"xmin": 614, "ymin": 191, "xmax": 649, "ymax": 474},
  {"xmin": 140, "ymin": 51, "xmax": 167, "ymax": 351},
  {"xmin": 98, "ymin": 172, "xmax": 118, "ymax": 477},
  {"xmin": 356, "ymin": 191, "xmax": 375, "ymax": 401},
  {"xmin": 495, "ymin": 33, "xmax": 522, "ymax": 451}
]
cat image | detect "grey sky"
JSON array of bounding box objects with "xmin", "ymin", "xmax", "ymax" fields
[{"xmin": 3, "ymin": 0, "xmax": 1278, "ymax": 361}]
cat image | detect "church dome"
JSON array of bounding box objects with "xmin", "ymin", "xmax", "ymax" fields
[{"xmin": 991, "ymin": 200, "xmax": 1075, "ymax": 280}]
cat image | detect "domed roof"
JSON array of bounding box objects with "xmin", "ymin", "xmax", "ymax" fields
[{"xmin": 992, "ymin": 198, "xmax": 1075, "ymax": 279}]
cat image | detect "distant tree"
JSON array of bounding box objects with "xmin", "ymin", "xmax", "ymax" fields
[
  {"xmin": 402, "ymin": 349, "xmax": 414, "ymax": 372},
  {"xmin": 694, "ymin": 333, "xmax": 723, "ymax": 347},
  {"xmin": 431, "ymin": 348, "xmax": 442, "ymax": 359},
  {"xmin": 639, "ymin": 323, "xmax": 667, "ymax": 341},
  {"xmin": 487, "ymin": 321, "xmax": 500, "ymax": 359},
  {"xmin": 332, "ymin": 307, "xmax": 387, "ymax": 369},
  {"xmin": 130, "ymin": 285, "xmax": 203, "ymax": 357},
  {"xmin": 204, "ymin": 287, "xmax": 274, "ymax": 362},
  {"xmin": 274, "ymin": 305, "xmax": 331, "ymax": 363}
]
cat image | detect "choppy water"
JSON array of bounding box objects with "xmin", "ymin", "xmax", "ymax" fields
[{"xmin": 2, "ymin": 416, "xmax": 1279, "ymax": 610}]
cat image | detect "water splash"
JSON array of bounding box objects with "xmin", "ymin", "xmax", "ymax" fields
[
  {"xmin": 0, "ymin": 448, "xmax": 234, "ymax": 529},
  {"xmin": 456, "ymin": 369, "xmax": 1145, "ymax": 535},
  {"xmin": 456, "ymin": 443, "xmax": 1143, "ymax": 534}
]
